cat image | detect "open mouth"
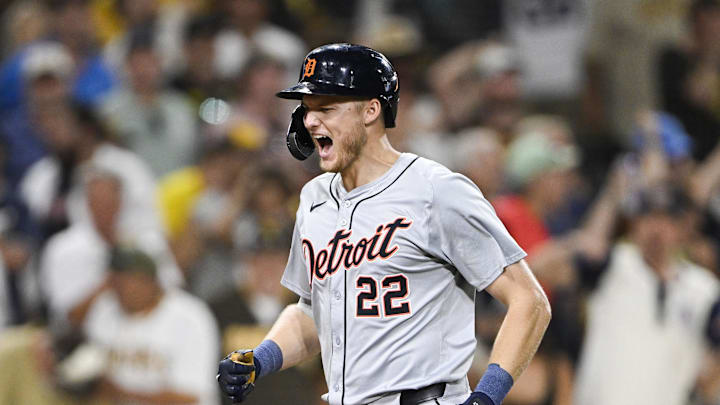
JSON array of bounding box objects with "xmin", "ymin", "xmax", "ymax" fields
[{"xmin": 314, "ymin": 135, "xmax": 333, "ymax": 157}]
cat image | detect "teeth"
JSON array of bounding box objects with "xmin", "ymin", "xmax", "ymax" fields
[{"xmin": 313, "ymin": 135, "xmax": 329, "ymax": 140}]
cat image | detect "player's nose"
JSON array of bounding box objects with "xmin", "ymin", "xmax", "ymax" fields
[{"xmin": 303, "ymin": 110, "xmax": 321, "ymax": 130}]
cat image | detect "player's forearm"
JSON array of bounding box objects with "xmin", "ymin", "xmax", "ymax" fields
[
  {"xmin": 264, "ymin": 303, "xmax": 320, "ymax": 370},
  {"xmin": 488, "ymin": 285, "xmax": 551, "ymax": 380}
]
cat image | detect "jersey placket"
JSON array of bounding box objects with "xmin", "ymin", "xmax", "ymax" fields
[{"xmin": 329, "ymin": 195, "xmax": 352, "ymax": 404}]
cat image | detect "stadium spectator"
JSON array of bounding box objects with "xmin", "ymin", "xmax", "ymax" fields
[
  {"xmin": 0, "ymin": 0, "xmax": 116, "ymax": 112},
  {"xmin": 428, "ymin": 40, "xmax": 523, "ymax": 137},
  {"xmin": 102, "ymin": 0, "xmax": 188, "ymax": 78},
  {"xmin": 157, "ymin": 137, "xmax": 245, "ymax": 242},
  {"xmin": 583, "ymin": 0, "xmax": 690, "ymax": 138},
  {"xmin": 207, "ymin": 55, "xmax": 289, "ymax": 164},
  {"xmin": 1, "ymin": 0, "xmax": 49, "ymax": 57},
  {"xmin": 210, "ymin": 226, "xmax": 292, "ymax": 329},
  {"xmin": 493, "ymin": 117, "xmax": 583, "ymax": 405},
  {"xmin": 413, "ymin": 40, "xmax": 524, "ymax": 166},
  {"xmin": 170, "ymin": 14, "xmax": 227, "ymax": 108},
  {"xmin": 495, "ymin": 116, "xmax": 582, "ymax": 256},
  {"xmin": 21, "ymin": 103, "xmax": 163, "ymax": 242},
  {"xmin": 659, "ymin": 0, "xmax": 720, "ymax": 161},
  {"xmin": 167, "ymin": 163, "xmax": 294, "ymax": 301},
  {"xmin": 230, "ymin": 167, "xmax": 295, "ymax": 255},
  {"xmin": 20, "ymin": 100, "xmax": 86, "ymax": 242},
  {"xmin": 574, "ymin": 187, "xmax": 720, "ymax": 405},
  {"xmin": 214, "ymin": 0, "xmax": 305, "ymax": 81},
  {"xmin": 46, "ymin": 0, "xmax": 116, "ymax": 105},
  {"xmin": 159, "ymin": 139, "xmax": 247, "ymax": 297},
  {"xmin": 100, "ymin": 28, "xmax": 198, "ymax": 177},
  {"xmin": 84, "ymin": 246, "xmax": 219, "ymax": 405},
  {"xmin": 41, "ymin": 170, "xmax": 181, "ymax": 329},
  {"xmin": 0, "ymin": 42, "xmax": 70, "ymax": 192}
]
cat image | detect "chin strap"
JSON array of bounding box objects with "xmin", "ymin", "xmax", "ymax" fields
[{"xmin": 286, "ymin": 105, "xmax": 315, "ymax": 160}]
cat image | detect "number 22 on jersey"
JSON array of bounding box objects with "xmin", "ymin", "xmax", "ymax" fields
[{"xmin": 356, "ymin": 274, "xmax": 411, "ymax": 318}]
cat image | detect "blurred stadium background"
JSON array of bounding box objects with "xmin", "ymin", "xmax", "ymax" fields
[{"xmin": 1, "ymin": 0, "xmax": 720, "ymax": 404}]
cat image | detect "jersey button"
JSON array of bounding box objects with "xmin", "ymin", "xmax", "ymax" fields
[
  {"xmin": 334, "ymin": 384, "xmax": 340, "ymax": 392},
  {"xmin": 335, "ymin": 336, "xmax": 341, "ymax": 346},
  {"xmin": 340, "ymin": 219, "xmax": 347, "ymax": 226},
  {"xmin": 334, "ymin": 291, "xmax": 341, "ymax": 300},
  {"xmin": 344, "ymin": 200, "xmax": 351, "ymax": 208}
]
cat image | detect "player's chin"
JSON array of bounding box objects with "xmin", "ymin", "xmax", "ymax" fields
[
  {"xmin": 319, "ymin": 158, "xmax": 340, "ymax": 173},
  {"xmin": 318, "ymin": 153, "xmax": 346, "ymax": 173}
]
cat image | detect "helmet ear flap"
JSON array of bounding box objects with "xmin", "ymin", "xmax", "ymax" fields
[
  {"xmin": 286, "ymin": 105, "xmax": 315, "ymax": 160},
  {"xmin": 379, "ymin": 95, "xmax": 398, "ymax": 128},
  {"xmin": 385, "ymin": 104, "xmax": 396, "ymax": 128}
]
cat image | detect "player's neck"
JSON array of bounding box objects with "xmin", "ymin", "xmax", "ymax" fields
[{"xmin": 341, "ymin": 134, "xmax": 400, "ymax": 192}]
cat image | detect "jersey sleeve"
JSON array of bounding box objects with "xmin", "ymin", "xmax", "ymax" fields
[
  {"xmin": 281, "ymin": 207, "xmax": 312, "ymax": 300},
  {"xmin": 428, "ymin": 170, "xmax": 526, "ymax": 291}
]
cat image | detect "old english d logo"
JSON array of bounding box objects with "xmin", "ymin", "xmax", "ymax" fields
[{"xmin": 303, "ymin": 58, "xmax": 317, "ymax": 79}]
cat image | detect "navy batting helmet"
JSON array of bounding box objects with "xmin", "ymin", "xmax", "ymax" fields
[{"xmin": 276, "ymin": 43, "xmax": 399, "ymax": 160}]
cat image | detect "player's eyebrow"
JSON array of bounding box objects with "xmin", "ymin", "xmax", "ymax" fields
[{"xmin": 303, "ymin": 102, "xmax": 333, "ymax": 110}]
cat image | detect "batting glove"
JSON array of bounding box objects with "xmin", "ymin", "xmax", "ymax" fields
[{"xmin": 217, "ymin": 350, "xmax": 257, "ymax": 403}]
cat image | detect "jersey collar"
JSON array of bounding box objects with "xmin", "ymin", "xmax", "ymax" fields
[{"xmin": 333, "ymin": 153, "xmax": 417, "ymax": 200}]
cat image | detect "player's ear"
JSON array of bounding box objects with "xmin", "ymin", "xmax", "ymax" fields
[{"xmin": 362, "ymin": 99, "xmax": 382, "ymax": 126}]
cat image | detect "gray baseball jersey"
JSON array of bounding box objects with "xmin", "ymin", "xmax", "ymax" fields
[{"xmin": 281, "ymin": 153, "xmax": 526, "ymax": 405}]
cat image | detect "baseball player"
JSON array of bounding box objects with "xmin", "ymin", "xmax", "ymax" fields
[{"xmin": 217, "ymin": 44, "xmax": 551, "ymax": 405}]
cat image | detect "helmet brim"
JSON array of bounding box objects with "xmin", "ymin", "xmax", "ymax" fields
[
  {"xmin": 276, "ymin": 82, "xmax": 317, "ymax": 99},
  {"xmin": 276, "ymin": 81, "xmax": 367, "ymax": 100}
]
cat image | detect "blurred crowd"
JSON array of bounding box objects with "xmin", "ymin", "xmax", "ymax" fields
[{"xmin": 1, "ymin": 0, "xmax": 720, "ymax": 404}]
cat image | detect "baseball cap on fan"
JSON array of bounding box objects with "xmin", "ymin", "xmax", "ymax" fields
[
  {"xmin": 109, "ymin": 246, "xmax": 158, "ymax": 278},
  {"xmin": 621, "ymin": 186, "xmax": 693, "ymax": 219},
  {"xmin": 22, "ymin": 42, "xmax": 74, "ymax": 81},
  {"xmin": 505, "ymin": 128, "xmax": 579, "ymax": 188}
]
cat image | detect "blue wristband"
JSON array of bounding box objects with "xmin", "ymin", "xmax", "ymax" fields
[
  {"xmin": 474, "ymin": 363, "xmax": 514, "ymax": 405},
  {"xmin": 253, "ymin": 340, "xmax": 283, "ymax": 378}
]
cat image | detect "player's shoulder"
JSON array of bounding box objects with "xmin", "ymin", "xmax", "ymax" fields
[
  {"xmin": 299, "ymin": 172, "xmax": 337, "ymax": 203},
  {"xmin": 412, "ymin": 155, "xmax": 479, "ymax": 195},
  {"xmin": 412, "ymin": 155, "xmax": 454, "ymax": 177}
]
